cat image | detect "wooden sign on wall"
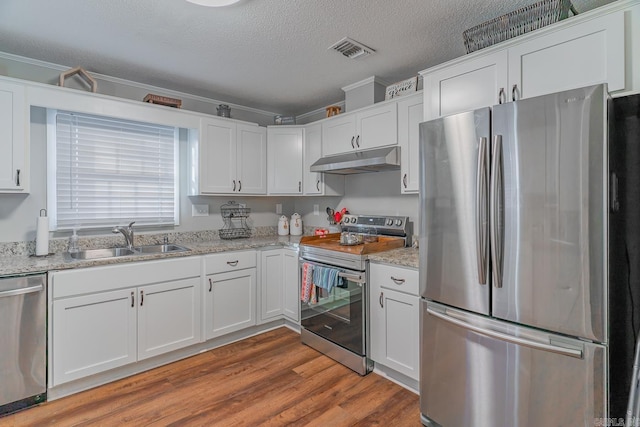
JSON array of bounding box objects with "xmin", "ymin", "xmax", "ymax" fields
[{"xmin": 385, "ymin": 76, "xmax": 418, "ymax": 100}]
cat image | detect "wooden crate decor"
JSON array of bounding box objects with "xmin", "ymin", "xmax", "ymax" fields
[
  {"xmin": 143, "ymin": 94, "xmax": 182, "ymax": 108},
  {"xmin": 59, "ymin": 66, "xmax": 97, "ymax": 92},
  {"xmin": 385, "ymin": 76, "xmax": 418, "ymax": 100},
  {"xmin": 326, "ymin": 106, "xmax": 341, "ymax": 117}
]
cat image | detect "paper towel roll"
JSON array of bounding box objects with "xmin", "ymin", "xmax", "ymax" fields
[{"xmin": 36, "ymin": 214, "xmax": 49, "ymax": 256}]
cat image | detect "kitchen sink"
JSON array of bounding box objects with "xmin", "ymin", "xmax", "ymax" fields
[
  {"xmin": 134, "ymin": 244, "xmax": 190, "ymax": 254},
  {"xmin": 68, "ymin": 247, "xmax": 137, "ymax": 260},
  {"xmin": 66, "ymin": 244, "xmax": 190, "ymax": 260}
]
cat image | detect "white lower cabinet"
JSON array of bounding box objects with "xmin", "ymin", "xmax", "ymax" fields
[
  {"xmin": 203, "ymin": 251, "xmax": 257, "ymax": 340},
  {"xmin": 369, "ymin": 263, "xmax": 419, "ymax": 380},
  {"xmin": 259, "ymin": 248, "xmax": 299, "ymax": 323},
  {"xmin": 50, "ymin": 257, "xmax": 201, "ymax": 386},
  {"xmin": 52, "ymin": 288, "xmax": 137, "ymax": 385}
]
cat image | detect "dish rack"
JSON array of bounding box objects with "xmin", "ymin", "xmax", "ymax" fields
[
  {"xmin": 463, "ymin": 0, "xmax": 578, "ymax": 53},
  {"xmin": 219, "ymin": 201, "xmax": 252, "ymax": 240}
]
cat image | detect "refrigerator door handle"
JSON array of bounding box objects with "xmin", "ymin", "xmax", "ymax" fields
[
  {"xmin": 490, "ymin": 135, "xmax": 504, "ymax": 288},
  {"xmin": 426, "ymin": 307, "xmax": 583, "ymax": 359},
  {"xmin": 476, "ymin": 136, "xmax": 489, "ymax": 285}
]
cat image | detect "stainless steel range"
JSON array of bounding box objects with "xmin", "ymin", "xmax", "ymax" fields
[{"xmin": 299, "ymin": 214, "xmax": 411, "ymax": 375}]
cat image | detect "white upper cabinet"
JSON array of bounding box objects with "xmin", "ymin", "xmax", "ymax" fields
[
  {"xmin": 507, "ymin": 10, "xmax": 624, "ymax": 100},
  {"xmin": 397, "ymin": 93, "xmax": 423, "ymax": 194},
  {"xmin": 303, "ymin": 123, "xmax": 343, "ymax": 196},
  {"xmin": 0, "ymin": 79, "xmax": 28, "ymax": 193},
  {"xmin": 421, "ymin": 3, "xmax": 633, "ymax": 120},
  {"xmin": 321, "ymin": 102, "xmax": 398, "ymax": 156},
  {"xmin": 267, "ymin": 126, "xmax": 303, "ymax": 195},
  {"xmin": 195, "ymin": 117, "xmax": 266, "ymax": 195},
  {"xmin": 423, "ymin": 51, "xmax": 508, "ymax": 120},
  {"xmin": 237, "ymin": 123, "xmax": 267, "ymax": 194},
  {"xmin": 303, "ymin": 123, "xmax": 323, "ymax": 195}
]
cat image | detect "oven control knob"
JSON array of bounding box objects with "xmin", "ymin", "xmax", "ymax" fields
[
  {"xmin": 386, "ymin": 218, "xmax": 393, "ymax": 226},
  {"xmin": 395, "ymin": 219, "xmax": 403, "ymax": 226},
  {"xmin": 344, "ymin": 217, "xmax": 350, "ymax": 224}
]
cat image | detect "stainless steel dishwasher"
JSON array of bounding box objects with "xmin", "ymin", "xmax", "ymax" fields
[{"xmin": 0, "ymin": 273, "xmax": 46, "ymax": 416}]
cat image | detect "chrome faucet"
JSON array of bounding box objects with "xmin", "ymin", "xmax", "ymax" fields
[{"xmin": 112, "ymin": 221, "xmax": 135, "ymax": 249}]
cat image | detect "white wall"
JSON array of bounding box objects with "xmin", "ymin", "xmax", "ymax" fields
[
  {"xmin": 294, "ymin": 170, "xmax": 419, "ymax": 234},
  {"xmin": 0, "ymin": 106, "xmax": 295, "ymax": 243},
  {"xmin": 0, "ymin": 52, "xmax": 419, "ymax": 243}
]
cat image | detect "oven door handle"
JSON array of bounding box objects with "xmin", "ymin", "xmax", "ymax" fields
[{"xmin": 338, "ymin": 272, "xmax": 365, "ymax": 284}]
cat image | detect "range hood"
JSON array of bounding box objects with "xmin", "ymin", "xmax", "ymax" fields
[{"xmin": 310, "ymin": 146, "xmax": 401, "ymax": 175}]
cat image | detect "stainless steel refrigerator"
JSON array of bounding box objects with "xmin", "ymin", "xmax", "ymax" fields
[{"xmin": 418, "ymin": 84, "xmax": 640, "ymax": 426}]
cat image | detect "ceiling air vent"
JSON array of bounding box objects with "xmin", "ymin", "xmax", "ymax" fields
[{"xmin": 328, "ymin": 37, "xmax": 375, "ymax": 59}]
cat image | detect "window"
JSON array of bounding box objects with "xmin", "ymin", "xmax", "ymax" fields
[{"xmin": 47, "ymin": 110, "xmax": 179, "ymax": 231}]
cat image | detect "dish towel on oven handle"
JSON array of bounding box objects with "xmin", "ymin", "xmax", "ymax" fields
[
  {"xmin": 312, "ymin": 266, "xmax": 341, "ymax": 292},
  {"xmin": 301, "ymin": 262, "xmax": 314, "ymax": 303}
]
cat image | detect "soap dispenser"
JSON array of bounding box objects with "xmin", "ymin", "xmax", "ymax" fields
[{"xmin": 68, "ymin": 229, "xmax": 79, "ymax": 254}]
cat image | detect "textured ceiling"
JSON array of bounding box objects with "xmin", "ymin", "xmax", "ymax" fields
[{"xmin": 0, "ymin": 0, "xmax": 615, "ymax": 115}]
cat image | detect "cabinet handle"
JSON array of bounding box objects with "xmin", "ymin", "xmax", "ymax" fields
[
  {"xmin": 238, "ymin": 180, "xmax": 242, "ymax": 192},
  {"xmin": 512, "ymin": 84, "xmax": 519, "ymax": 101},
  {"xmin": 208, "ymin": 278, "xmax": 213, "ymax": 292},
  {"xmin": 316, "ymin": 180, "xmax": 320, "ymax": 191},
  {"xmin": 390, "ymin": 276, "xmax": 405, "ymax": 285},
  {"xmin": 227, "ymin": 260, "xmax": 239, "ymax": 267},
  {"xmin": 498, "ymin": 88, "xmax": 506, "ymax": 104},
  {"xmin": 140, "ymin": 290, "xmax": 144, "ymax": 306},
  {"xmin": 355, "ymin": 135, "xmax": 360, "ymax": 148},
  {"xmin": 379, "ymin": 292, "xmax": 384, "ymax": 308},
  {"xmin": 402, "ymin": 174, "xmax": 408, "ymax": 188},
  {"xmin": 350, "ymin": 136, "xmax": 355, "ymax": 149},
  {"xmin": 131, "ymin": 291, "xmax": 134, "ymax": 308},
  {"xmin": 298, "ymin": 181, "xmax": 302, "ymax": 192},
  {"xmin": 232, "ymin": 180, "xmax": 236, "ymax": 191},
  {"xmin": 16, "ymin": 169, "xmax": 20, "ymax": 186}
]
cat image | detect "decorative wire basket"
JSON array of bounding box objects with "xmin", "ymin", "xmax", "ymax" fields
[
  {"xmin": 219, "ymin": 201, "xmax": 252, "ymax": 240},
  {"xmin": 463, "ymin": 0, "xmax": 578, "ymax": 54}
]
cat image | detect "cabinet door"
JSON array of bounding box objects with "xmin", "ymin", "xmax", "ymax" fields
[
  {"xmin": 423, "ymin": 50, "xmax": 508, "ymax": 120},
  {"xmin": 200, "ymin": 118, "xmax": 237, "ymax": 194},
  {"xmin": 137, "ymin": 278, "xmax": 201, "ymax": 360},
  {"xmin": 0, "ymin": 80, "xmax": 27, "ymax": 192},
  {"xmin": 52, "ymin": 288, "xmax": 137, "ymax": 386},
  {"xmin": 321, "ymin": 113, "xmax": 356, "ymax": 156},
  {"xmin": 237, "ymin": 123, "xmax": 267, "ymax": 194},
  {"xmin": 260, "ymin": 250, "xmax": 284, "ymax": 321},
  {"xmin": 303, "ymin": 123, "xmax": 323, "ymax": 195},
  {"xmin": 204, "ymin": 269, "xmax": 256, "ymax": 340},
  {"xmin": 267, "ymin": 127, "xmax": 303, "ymax": 194},
  {"xmin": 508, "ymin": 11, "xmax": 625, "ymax": 100},
  {"xmin": 282, "ymin": 248, "xmax": 300, "ymax": 322},
  {"xmin": 356, "ymin": 102, "xmax": 398, "ymax": 151},
  {"xmin": 370, "ymin": 287, "xmax": 420, "ymax": 380},
  {"xmin": 398, "ymin": 93, "xmax": 423, "ymax": 194}
]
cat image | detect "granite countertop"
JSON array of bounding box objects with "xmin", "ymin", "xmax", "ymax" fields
[
  {"xmin": 0, "ymin": 233, "xmax": 419, "ymax": 277},
  {"xmin": 0, "ymin": 235, "xmax": 303, "ymax": 277},
  {"xmin": 368, "ymin": 247, "xmax": 419, "ymax": 269}
]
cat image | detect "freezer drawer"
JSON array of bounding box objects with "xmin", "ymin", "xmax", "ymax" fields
[{"xmin": 420, "ymin": 300, "xmax": 606, "ymax": 427}]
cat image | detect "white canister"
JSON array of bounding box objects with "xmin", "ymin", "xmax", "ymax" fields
[
  {"xmin": 278, "ymin": 215, "xmax": 289, "ymax": 236},
  {"xmin": 290, "ymin": 213, "xmax": 303, "ymax": 236}
]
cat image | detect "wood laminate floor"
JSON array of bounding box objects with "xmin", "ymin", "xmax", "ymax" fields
[{"xmin": 1, "ymin": 327, "xmax": 420, "ymax": 426}]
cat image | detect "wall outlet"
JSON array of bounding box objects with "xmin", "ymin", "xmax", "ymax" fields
[
  {"xmin": 313, "ymin": 204, "xmax": 319, "ymax": 215},
  {"xmin": 276, "ymin": 203, "xmax": 282, "ymax": 214},
  {"xmin": 192, "ymin": 204, "xmax": 209, "ymax": 217}
]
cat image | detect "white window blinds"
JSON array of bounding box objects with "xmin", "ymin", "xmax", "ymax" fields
[{"xmin": 47, "ymin": 110, "xmax": 179, "ymax": 230}]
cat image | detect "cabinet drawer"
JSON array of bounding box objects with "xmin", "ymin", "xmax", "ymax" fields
[
  {"xmin": 370, "ymin": 264, "xmax": 418, "ymax": 296},
  {"xmin": 205, "ymin": 250, "xmax": 256, "ymax": 274}
]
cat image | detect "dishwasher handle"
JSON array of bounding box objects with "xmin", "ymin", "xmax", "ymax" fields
[{"xmin": 0, "ymin": 284, "xmax": 44, "ymax": 299}]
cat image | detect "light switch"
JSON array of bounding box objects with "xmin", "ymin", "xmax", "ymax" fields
[
  {"xmin": 313, "ymin": 204, "xmax": 319, "ymax": 215},
  {"xmin": 276, "ymin": 204, "xmax": 282, "ymax": 214}
]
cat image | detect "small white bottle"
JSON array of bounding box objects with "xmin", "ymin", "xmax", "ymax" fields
[{"xmin": 68, "ymin": 229, "xmax": 79, "ymax": 254}]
